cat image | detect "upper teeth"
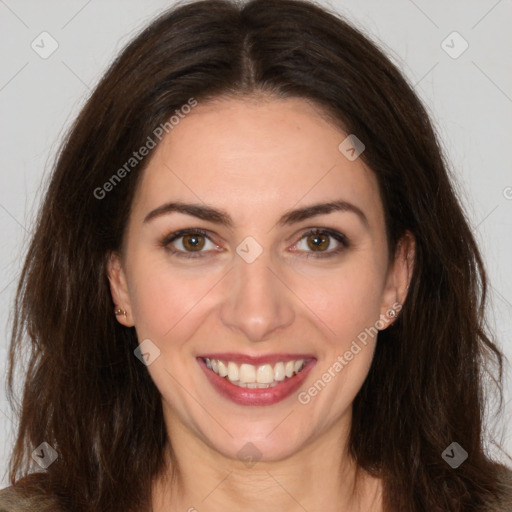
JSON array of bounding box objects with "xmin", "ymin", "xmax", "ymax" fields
[{"xmin": 204, "ymin": 358, "xmax": 306, "ymax": 388}]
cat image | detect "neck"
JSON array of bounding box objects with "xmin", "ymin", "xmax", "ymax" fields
[{"xmin": 151, "ymin": 410, "xmax": 382, "ymax": 512}]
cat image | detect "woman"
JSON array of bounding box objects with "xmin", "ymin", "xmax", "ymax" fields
[{"xmin": 1, "ymin": 0, "xmax": 511, "ymax": 510}]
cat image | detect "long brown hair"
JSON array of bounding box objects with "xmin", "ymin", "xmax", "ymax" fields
[{"xmin": 5, "ymin": 0, "xmax": 509, "ymax": 510}]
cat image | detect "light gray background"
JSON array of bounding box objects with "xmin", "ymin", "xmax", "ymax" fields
[{"xmin": 1, "ymin": 0, "xmax": 511, "ymax": 486}]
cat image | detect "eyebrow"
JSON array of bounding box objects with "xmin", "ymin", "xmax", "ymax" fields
[{"xmin": 143, "ymin": 199, "xmax": 369, "ymax": 228}]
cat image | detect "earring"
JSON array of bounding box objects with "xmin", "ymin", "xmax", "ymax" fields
[
  {"xmin": 114, "ymin": 308, "xmax": 127, "ymax": 318},
  {"xmin": 387, "ymin": 303, "xmax": 402, "ymax": 319}
]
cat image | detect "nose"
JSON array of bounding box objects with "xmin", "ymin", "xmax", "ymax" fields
[{"xmin": 219, "ymin": 248, "xmax": 295, "ymax": 343}]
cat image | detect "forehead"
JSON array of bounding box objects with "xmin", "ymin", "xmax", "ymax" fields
[{"xmin": 132, "ymin": 96, "xmax": 383, "ymax": 227}]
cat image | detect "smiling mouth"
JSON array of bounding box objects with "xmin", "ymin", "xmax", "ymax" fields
[{"xmin": 201, "ymin": 357, "xmax": 309, "ymax": 388}]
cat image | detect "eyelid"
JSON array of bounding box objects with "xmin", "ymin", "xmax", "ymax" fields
[{"xmin": 163, "ymin": 227, "xmax": 215, "ymax": 244}]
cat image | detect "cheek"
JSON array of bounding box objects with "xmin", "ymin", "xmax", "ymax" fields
[
  {"xmin": 126, "ymin": 252, "xmax": 182, "ymax": 336},
  {"xmin": 297, "ymin": 265, "xmax": 383, "ymax": 414},
  {"xmin": 292, "ymin": 256, "xmax": 386, "ymax": 346},
  {"xmin": 126, "ymin": 252, "xmax": 221, "ymax": 341}
]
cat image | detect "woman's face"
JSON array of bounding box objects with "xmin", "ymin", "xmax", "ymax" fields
[{"xmin": 108, "ymin": 96, "xmax": 411, "ymax": 463}]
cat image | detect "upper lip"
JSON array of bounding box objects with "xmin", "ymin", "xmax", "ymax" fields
[{"xmin": 197, "ymin": 353, "xmax": 316, "ymax": 366}]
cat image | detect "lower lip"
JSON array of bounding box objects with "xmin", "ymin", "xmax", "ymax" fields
[{"xmin": 198, "ymin": 358, "xmax": 316, "ymax": 406}]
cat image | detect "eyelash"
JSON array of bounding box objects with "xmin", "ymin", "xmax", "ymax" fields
[{"xmin": 160, "ymin": 228, "xmax": 349, "ymax": 260}]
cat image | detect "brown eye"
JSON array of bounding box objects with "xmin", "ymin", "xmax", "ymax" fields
[
  {"xmin": 162, "ymin": 229, "xmax": 218, "ymax": 258},
  {"xmin": 292, "ymin": 229, "xmax": 349, "ymax": 259},
  {"xmin": 182, "ymin": 233, "xmax": 206, "ymax": 251},
  {"xmin": 306, "ymin": 233, "xmax": 330, "ymax": 251}
]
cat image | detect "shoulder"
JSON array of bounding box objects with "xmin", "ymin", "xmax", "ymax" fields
[{"xmin": 0, "ymin": 473, "xmax": 67, "ymax": 512}]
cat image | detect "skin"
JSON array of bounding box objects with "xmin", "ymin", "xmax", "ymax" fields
[{"xmin": 108, "ymin": 95, "xmax": 414, "ymax": 512}]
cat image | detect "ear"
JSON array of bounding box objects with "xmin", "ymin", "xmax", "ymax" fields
[
  {"xmin": 378, "ymin": 231, "xmax": 415, "ymax": 329},
  {"xmin": 106, "ymin": 251, "xmax": 135, "ymax": 327}
]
